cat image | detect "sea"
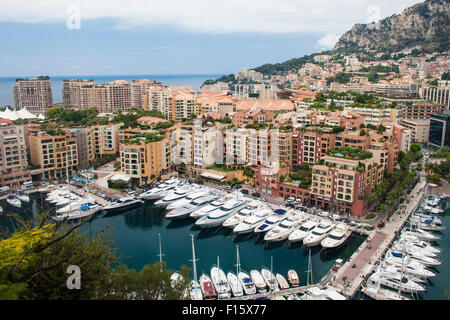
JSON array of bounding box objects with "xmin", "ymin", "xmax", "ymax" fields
[
  {"xmin": 1, "ymin": 192, "xmax": 450, "ymax": 300},
  {"xmin": 0, "ymin": 74, "xmax": 223, "ymax": 107}
]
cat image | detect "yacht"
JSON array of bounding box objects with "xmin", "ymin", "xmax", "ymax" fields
[
  {"xmin": 394, "ymin": 238, "xmax": 440, "ymax": 257},
  {"xmin": 190, "ymin": 280, "xmax": 203, "ymax": 300},
  {"xmin": 303, "ymin": 220, "xmax": 335, "ymax": 247},
  {"xmin": 56, "ymin": 198, "xmax": 97, "ymax": 214},
  {"xmin": 321, "ymin": 223, "xmax": 352, "ymax": 249},
  {"xmin": 300, "ymin": 287, "xmax": 328, "ymax": 300},
  {"xmin": 402, "ymin": 228, "xmax": 440, "ymax": 242},
  {"xmin": 52, "ymin": 202, "xmax": 102, "ymax": 222},
  {"xmin": 222, "ymin": 200, "xmax": 264, "ymax": 228},
  {"xmin": 264, "ymin": 212, "xmax": 307, "ymax": 242},
  {"xmin": 6, "ymin": 195, "xmax": 21, "ymax": 208},
  {"xmin": 287, "ymin": 270, "xmax": 300, "ymax": 287},
  {"xmin": 390, "ymin": 248, "xmax": 441, "ymax": 267},
  {"xmin": 165, "ymin": 188, "xmax": 210, "ymax": 210},
  {"xmin": 226, "ymin": 272, "xmax": 244, "ymax": 297},
  {"xmin": 253, "ymin": 208, "xmax": 289, "ymax": 234},
  {"xmin": 195, "ymin": 199, "xmax": 248, "ymax": 229},
  {"xmin": 261, "ymin": 268, "xmax": 278, "ymax": 291},
  {"xmin": 411, "ymin": 218, "xmax": 445, "ymax": 232},
  {"xmin": 103, "ymin": 196, "xmax": 144, "ymax": 214},
  {"xmin": 249, "ymin": 269, "xmax": 267, "ymax": 293},
  {"xmin": 361, "ymin": 284, "xmax": 410, "ymax": 301},
  {"xmin": 276, "ymin": 273, "xmax": 290, "ymax": 290},
  {"xmin": 154, "ymin": 187, "xmax": 192, "ymax": 208},
  {"xmin": 190, "ymin": 196, "xmax": 231, "ymax": 220},
  {"xmin": 423, "ymin": 205, "xmax": 444, "ymax": 214},
  {"xmin": 137, "ymin": 179, "xmax": 179, "ymax": 200},
  {"xmin": 16, "ymin": 191, "xmax": 30, "ymax": 202},
  {"xmin": 232, "ymin": 207, "xmax": 273, "ymax": 234},
  {"xmin": 199, "ymin": 274, "xmax": 217, "ymax": 300},
  {"xmin": 46, "ymin": 187, "xmax": 70, "ymax": 202},
  {"xmin": 367, "ymin": 267, "xmax": 426, "ymax": 294},
  {"xmin": 382, "ymin": 254, "xmax": 436, "ymax": 279},
  {"xmin": 210, "ymin": 266, "xmax": 231, "ymax": 299},
  {"xmin": 288, "ymin": 219, "xmax": 319, "ymax": 243},
  {"xmin": 165, "ymin": 194, "xmax": 219, "ymax": 219},
  {"xmin": 237, "ymin": 271, "xmax": 257, "ymax": 295}
]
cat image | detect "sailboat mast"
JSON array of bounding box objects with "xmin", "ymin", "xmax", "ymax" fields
[
  {"xmin": 157, "ymin": 233, "xmax": 165, "ymax": 272},
  {"xmin": 235, "ymin": 245, "xmax": 241, "ymax": 275},
  {"xmin": 190, "ymin": 234, "xmax": 198, "ymax": 284}
]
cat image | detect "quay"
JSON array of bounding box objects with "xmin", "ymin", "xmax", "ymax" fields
[{"xmin": 325, "ymin": 176, "xmax": 428, "ymax": 298}]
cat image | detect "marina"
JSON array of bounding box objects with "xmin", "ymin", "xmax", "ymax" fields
[{"xmin": 0, "ymin": 175, "xmax": 448, "ymax": 300}]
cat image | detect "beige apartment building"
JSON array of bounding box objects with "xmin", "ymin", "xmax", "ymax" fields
[
  {"xmin": 401, "ymin": 118, "xmax": 430, "ymax": 143},
  {"xmin": 91, "ymin": 123, "xmax": 121, "ymax": 157},
  {"xmin": 29, "ymin": 131, "xmax": 78, "ymax": 180},
  {"xmin": 13, "ymin": 77, "xmax": 53, "ymax": 114},
  {"xmin": 69, "ymin": 127, "xmax": 94, "ymax": 169},
  {"xmin": 131, "ymin": 79, "xmax": 157, "ymax": 109},
  {"xmin": 62, "ymin": 79, "xmax": 95, "ymax": 109}
]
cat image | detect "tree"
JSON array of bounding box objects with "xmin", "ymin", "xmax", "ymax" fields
[{"xmin": 410, "ymin": 144, "xmax": 421, "ymax": 153}]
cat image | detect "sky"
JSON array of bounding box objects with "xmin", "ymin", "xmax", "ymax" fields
[{"xmin": 0, "ymin": 0, "xmax": 423, "ymax": 77}]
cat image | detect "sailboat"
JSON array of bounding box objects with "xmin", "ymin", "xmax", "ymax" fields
[
  {"xmin": 226, "ymin": 245, "xmax": 244, "ymax": 297},
  {"xmin": 210, "ymin": 256, "xmax": 231, "ymax": 299},
  {"xmin": 235, "ymin": 246, "xmax": 257, "ymax": 296},
  {"xmin": 6, "ymin": 195, "xmax": 21, "ymax": 208},
  {"xmin": 189, "ymin": 234, "xmax": 203, "ymax": 300}
]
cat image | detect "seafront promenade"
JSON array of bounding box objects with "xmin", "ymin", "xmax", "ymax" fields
[{"xmin": 328, "ymin": 176, "xmax": 428, "ymax": 298}]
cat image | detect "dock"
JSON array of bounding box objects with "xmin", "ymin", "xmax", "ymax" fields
[{"xmin": 326, "ymin": 177, "xmax": 428, "ymax": 298}]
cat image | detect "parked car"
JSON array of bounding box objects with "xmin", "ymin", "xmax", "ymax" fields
[
  {"xmin": 252, "ymin": 192, "xmax": 261, "ymax": 198},
  {"xmin": 240, "ymin": 189, "xmax": 249, "ymax": 195}
]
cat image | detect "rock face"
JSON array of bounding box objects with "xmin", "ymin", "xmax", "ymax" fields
[{"xmin": 333, "ymin": 0, "xmax": 450, "ymax": 53}]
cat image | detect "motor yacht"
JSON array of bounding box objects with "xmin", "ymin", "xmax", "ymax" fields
[
  {"xmin": 103, "ymin": 196, "xmax": 144, "ymax": 214},
  {"xmin": 411, "ymin": 218, "xmax": 445, "ymax": 232},
  {"xmin": 165, "ymin": 188, "xmax": 210, "ymax": 210},
  {"xmin": 321, "ymin": 223, "xmax": 352, "ymax": 249},
  {"xmin": 287, "ymin": 270, "xmax": 300, "ymax": 287},
  {"xmin": 226, "ymin": 272, "xmax": 244, "ymax": 297},
  {"xmin": 423, "ymin": 205, "xmax": 444, "ymax": 214},
  {"xmin": 56, "ymin": 198, "xmax": 97, "ymax": 214},
  {"xmin": 264, "ymin": 212, "xmax": 307, "ymax": 242},
  {"xmin": 222, "ymin": 200, "xmax": 264, "ymax": 228},
  {"xmin": 361, "ymin": 284, "xmax": 410, "ymax": 301},
  {"xmin": 199, "ymin": 274, "xmax": 216, "ymax": 300},
  {"xmin": 276, "ymin": 273, "xmax": 289, "ymax": 290},
  {"xmin": 195, "ymin": 199, "xmax": 248, "ymax": 229},
  {"xmin": 249, "ymin": 270, "xmax": 267, "ymax": 293},
  {"xmin": 402, "ymin": 228, "xmax": 440, "ymax": 242},
  {"xmin": 190, "ymin": 198, "xmax": 228, "ymax": 220},
  {"xmin": 261, "ymin": 268, "xmax": 278, "ymax": 291},
  {"xmin": 210, "ymin": 266, "xmax": 231, "ymax": 299},
  {"xmin": 382, "ymin": 254, "xmax": 436, "ymax": 279},
  {"xmin": 6, "ymin": 195, "xmax": 21, "ymax": 208},
  {"xmin": 303, "ymin": 220, "xmax": 335, "ymax": 247},
  {"xmin": 253, "ymin": 208, "xmax": 289, "ymax": 234},
  {"xmin": 389, "ymin": 247, "xmax": 441, "ymax": 267},
  {"xmin": 154, "ymin": 187, "xmax": 192, "ymax": 208},
  {"xmin": 288, "ymin": 219, "xmax": 319, "ymax": 243},
  {"xmin": 238, "ymin": 271, "xmax": 257, "ymax": 295},
  {"xmin": 16, "ymin": 191, "xmax": 30, "ymax": 203},
  {"xmin": 165, "ymin": 194, "xmax": 219, "ymax": 219},
  {"xmin": 300, "ymin": 287, "xmax": 328, "ymax": 300},
  {"xmin": 367, "ymin": 267, "xmax": 426, "ymax": 294},
  {"xmin": 190, "ymin": 280, "xmax": 203, "ymax": 300},
  {"xmin": 138, "ymin": 181, "xmax": 178, "ymax": 201},
  {"xmin": 52, "ymin": 203, "xmax": 102, "ymax": 222},
  {"xmin": 394, "ymin": 238, "xmax": 440, "ymax": 257},
  {"xmin": 232, "ymin": 207, "xmax": 273, "ymax": 234}
]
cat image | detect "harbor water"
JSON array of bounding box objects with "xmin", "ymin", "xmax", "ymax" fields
[{"xmin": 1, "ymin": 192, "xmax": 449, "ymax": 299}]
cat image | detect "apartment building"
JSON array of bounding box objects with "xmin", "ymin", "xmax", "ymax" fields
[
  {"xmin": 420, "ymin": 86, "xmax": 450, "ymax": 109},
  {"xmin": 29, "ymin": 131, "xmax": 78, "ymax": 180},
  {"xmin": 401, "ymin": 102, "xmax": 446, "ymax": 119},
  {"xmin": 69, "ymin": 127, "xmax": 94, "ymax": 169},
  {"xmin": 345, "ymin": 106, "xmax": 402, "ymax": 124},
  {"xmin": 120, "ymin": 137, "xmax": 170, "ymax": 186},
  {"xmin": 248, "ymin": 129, "xmax": 272, "ymax": 166},
  {"xmin": 401, "ymin": 118, "xmax": 430, "ymax": 143},
  {"xmin": 193, "ymin": 126, "xmax": 218, "ymax": 169},
  {"xmin": 292, "ymin": 130, "xmax": 335, "ymax": 168},
  {"xmin": 224, "ymin": 128, "xmax": 248, "ymax": 165},
  {"xmin": 0, "ymin": 119, "xmax": 33, "ymax": 187},
  {"xmin": 91, "ymin": 123, "xmax": 121, "ymax": 157},
  {"xmin": 131, "ymin": 79, "xmax": 156, "ymax": 109},
  {"xmin": 62, "ymin": 79, "xmax": 95, "ymax": 109},
  {"xmin": 13, "ymin": 77, "xmax": 53, "ymax": 114}
]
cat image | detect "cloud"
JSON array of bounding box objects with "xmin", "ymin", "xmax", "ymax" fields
[
  {"xmin": 317, "ymin": 33, "xmax": 340, "ymax": 49},
  {"xmin": 0, "ymin": 0, "xmax": 423, "ymax": 36}
]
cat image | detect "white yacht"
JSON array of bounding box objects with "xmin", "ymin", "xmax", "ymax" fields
[
  {"xmin": 303, "ymin": 220, "xmax": 335, "ymax": 247},
  {"xmin": 264, "ymin": 211, "xmax": 307, "ymax": 242},
  {"xmin": 382, "ymin": 253, "xmax": 436, "ymax": 279},
  {"xmin": 16, "ymin": 191, "xmax": 30, "ymax": 202},
  {"xmin": 56, "ymin": 198, "xmax": 97, "ymax": 214},
  {"xmin": 288, "ymin": 219, "xmax": 319, "ymax": 243},
  {"xmin": 195, "ymin": 199, "xmax": 248, "ymax": 229},
  {"xmin": 261, "ymin": 268, "xmax": 278, "ymax": 291},
  {"xmin": 210, "ymin": 266, "xmax": 231, "ymax": 299},
  {"xmin": 165, "ymin": 194, "xmax": 219, "ymax": 219},
  {"xmin": 367, "ymin": 267, "xmax": 426, "ymax": 294},
  {"xmin": 423, "ymin": 205, "xmax": 444, "ymax": 214},
  {"xmin": 222, "ymin": 200, "xmax": 264, "ymax": 228},
  {"xmin": 226, "ymin": 272, "xmax": 244, "ymax": 297},
  {"xmin": 154, "ymin": 187, "xmax": 192, "ymax": 208},
  {"xmin": 238, "ymin": 271, "xmax": 257, "ymax": 295},
  {"xmin": 249, "ymin": 269, "xmax": 267, "ymax": 293},
  {"xmin": 190, "ymin": 196, "xmax": 232, "ymax": 220},
  {"xmin": 6, "ymin": 195, "xmax": 21, "ymax": 208},
  {"xmin": 165, "ymin": 188, "xmax": 210, "ymax": 210},
  {"xmin": 137, "ymin": 179, "xmax": 179, "ymax": 200},
  {"xmin": 394, "ymin": 237, "xmax": 440, "ymax": 257},
  {"xmin": 390, "ymin": 248, "xmax": 441, "ymax": 267},
  {"xmin": 402, "ymin": 228, "xmax": 440, "ymax": 242},
  {"xmin": 321, "ymin": 223, "xmax": 352, "ymax": 249},
  {"xmin": 287, "ymin": 270, "xmax": 300, "ymax": 287},
  {"xmin": 411, "ymin": 218, "xmax": 445, "ymax": 232},
  {"xmin": 103, "ymin": 196, "xmax": 144, "ymax": 214},
  {"xmin": 233, "ymin": 207, "xmax": 273, "ymax": 234},
  {"xmin": 52, "ymin": 203, "xmax": 102, "ymax": 222},
  {"xmin": 361, "ymin": 284, "xmax": 410, "ymax": 301},
  {"xmin": 253, "ymin": 208, "xmax": 289, "ymax": 234},
  {"xmin": 45, "ymin": 187, "xmax": 70, "ymax": 202},
  {"xmin": 300, "ymin": 287, "xmax": 328, "ymax": 300},
  {"xmin": 276, "ymin": 273, "xmax": 289, "ymax": 290}
]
